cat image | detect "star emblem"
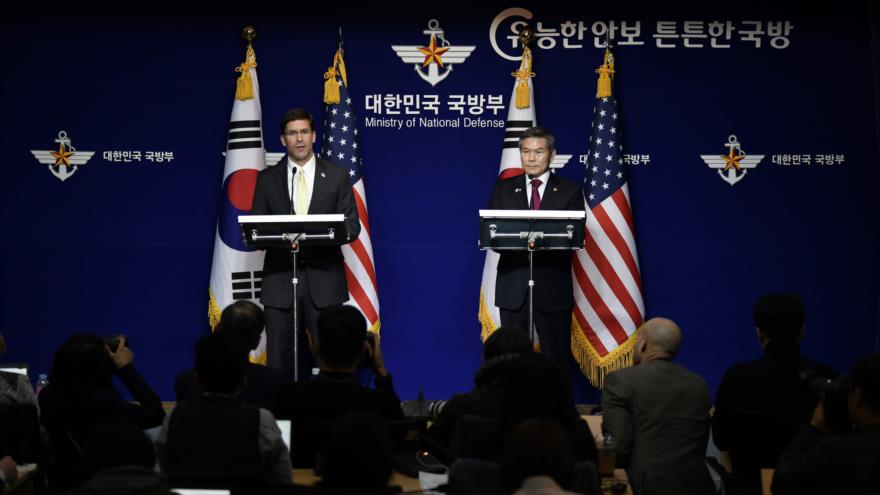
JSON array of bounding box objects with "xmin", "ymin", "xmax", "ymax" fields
[
  {"xmin": 418, "ymin": 34, "xmax": 449, "ymax": 67},
  {"xmin": 721, "ymin": 145, "xmax": 745, "ymax": 171},
  {"xmin": 51, "ymin": 143, "xmax": 74, "ymax": 166}
]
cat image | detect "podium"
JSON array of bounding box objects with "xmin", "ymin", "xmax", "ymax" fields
[
  {"xmin": 479, "ymin": 209, "xmax": 586, "ymax": 343},
  {"xmin": 239, "ymin": 214, "xmax": 351, "ymax": 381}
]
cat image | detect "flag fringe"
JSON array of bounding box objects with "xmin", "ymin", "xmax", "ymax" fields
[
  {"xmin": 512, "ymin": 46, "xmax": 535, "ymax": 109},
  {"xmin": 208, "ymin": 288, "xmax": 222, "ymax": 331},
  {"xmin": 570, "ymin": 319, "xmax": 639, "ymax": 389},
  {"xmin": 249, "ymin": 350, "xmax": 267, "ymax": 365},
  {"xmin": 369, "ymin": 317, "xmax": 381, "ymax": 337},
  {"xmin": 235, "ymin": 46, "xmax": 258, "ymax": 101},
  {"xmin": 478, "ymin": 290, "xmax": 498, "ymax": 342}
]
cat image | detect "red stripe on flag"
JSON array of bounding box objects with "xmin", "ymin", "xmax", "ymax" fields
[
  {"xmin": 572, "ymin": 255, "xmax": 630, "ymax": 343},
  {"xmin": 499, "ymin": 168, "xmax": 524, "ymax": 180},
  {"xmin": 348, "ymin": 238, "xmax": 378, "ymax": 290},
  {"xmin": 353, "ymin": 186, "xmax": 371, "ymax": 236},
  {"xmin": 592, "ymin": 202, "xmax": 644, "ymax": 296},
  {"xmin": 611, "ymin": 189, "xmax": 635, "ymax": 235},
  {"xmin": 344, "ymin": 264, "xmax": 379, "ymax": 324},
  {"xmin": 584, "ymin": 226, "xmax": 642, "ymax": 329},
  {"xmin": 573, "ymin": 304, "xmax": 609, "ymax": 356}
]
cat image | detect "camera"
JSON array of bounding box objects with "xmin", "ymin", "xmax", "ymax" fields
[
  {"xmin": 805, "ymin": 372, "xmax": 852, "ymax": 434},
  {"xmin": 102, "ymin": 335, "xmax": 126, "ymax": 353}
]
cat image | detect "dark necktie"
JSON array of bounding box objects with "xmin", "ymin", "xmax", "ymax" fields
[{"xmin": 530, "ymin": 178, "xmax": 542, "ymax": 210}]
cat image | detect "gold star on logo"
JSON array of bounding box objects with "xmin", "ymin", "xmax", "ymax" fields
[
  {"xmin": 51, "ymin": 143, "xmax": 74, "ymax": 166},
  {"xmin": 418, "ymin": 34, "xmax": 449, "ymax": 68},
  {"xmin": 721, "ymin": 146, "xmax": 744, "ymax": 171}
]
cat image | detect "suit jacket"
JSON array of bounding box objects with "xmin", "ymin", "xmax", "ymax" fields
[
  {"xmin": 488, "ymin": 173, "xmax": 585, "ymax": 312},
  {"xmin": 602, "ymin": 359, "xmax": 715, "ymax": 495},
  {"xmin": 250, "ymin": 157, "xmax": 360, "ymax": 309}
]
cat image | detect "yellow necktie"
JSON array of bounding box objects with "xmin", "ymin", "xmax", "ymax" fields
[{"xmin": 294, "ymin": 167, "xmax": 309, "ymax": 215}]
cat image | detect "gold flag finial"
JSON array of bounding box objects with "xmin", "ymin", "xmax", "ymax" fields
[
  {"xmin": 512, "ymin": 25, "xmax": 536, "ymax": 109},
  {"xmin": 596, "ymin": 47, "xmax": 615, "ymax": 98},
  {"xmin": 235, "ymin": 26, "xmax": 258, "ymax": 101}
]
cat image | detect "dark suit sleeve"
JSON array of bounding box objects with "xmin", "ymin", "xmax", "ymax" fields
[
  {"xmin": 112, "ymin": 364, "xmax": 166, "ymax": 429},
  {"xmin": 488, "ymin": 180, "xmax": 503, "ymax": 209},
  {"xmin": 251, "ymin": 169, "xmax": 271, "ymax": 216},
  {"xmin": 336, "ymin": 169, "xmax": 360, "ymax": 243},
  {"xmin": 601, "ymin": 371, "xmax": 633, "ymax": 459},
  {"xmin": 566, "ymin": 182, "xmax": 586, "ymax": 212}
]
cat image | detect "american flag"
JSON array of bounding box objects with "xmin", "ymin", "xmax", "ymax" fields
[
  {"xmin": 319, "ymin": 49, "xmax": 381, "ymax": 333},
  {"xmin": 571, "ymin": 51, "xmax": 644, "ymax": 387}
]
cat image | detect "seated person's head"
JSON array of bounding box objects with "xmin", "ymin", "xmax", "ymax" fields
[
  {"xmin": 316, "ymin": 305, "xmax": 367, "ymax": 371},
  {"xmin": 318, "ymin": 412, "xmax": 392, "ymax": 492},
  {"xmin": 848, "ymin": 353, "xmax": 880, "ymax": 428},
  {"xmin": 83, "ymin": 419, "xmax": 158, "ymax": 474},
  {"xmin": 482, "ymin": 326, "xmax": 532, "ymax": 363},
  {"xmin": 634, "ymin": 317, "xmax": 682, "ymax": 364},
  {"xmin": 218, "ymin": 300, "xmax": 264, "ymax": 351},
  {"xmin": 50, "ymin": 333, "xmax": 115, "ymax": 392},
  {"xmin": 753, "ymin": 292, "xmax": 805, "ymax": 346},
  {"xmin": 501, "ymin": 418, "xmax": 575, "ymax": 494},
  {"xmin": 194, "ymin": 332, "xmax": 248, "ymax": 396}
]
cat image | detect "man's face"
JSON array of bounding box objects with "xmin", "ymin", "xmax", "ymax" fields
[
  {"xmin": 520, "ymin": 137, "xmax": 555, "ymax": 177},
  {"xmin": 280, "ymin": 119, "xmax": 316, "ymax": 165}
]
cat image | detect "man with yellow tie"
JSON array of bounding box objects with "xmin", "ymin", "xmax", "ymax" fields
[{"xmin": 251, "ymin": 108, "xmax": 360, "ymax": 379}]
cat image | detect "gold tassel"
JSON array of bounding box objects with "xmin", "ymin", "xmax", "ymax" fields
[
  {"xmin": 570, "ymin": 318, "xmax": 639, "ymax": 388},
  {"xmin": 235, "ymin": 46, "xmax": 258, "ymax": 101},
  {"xmin": 323, "ymin": 49, "xmax": 349, "ymax": 105},
  {"xmin": 512, "ymin": 46, "xmax": 535, "ymax": 109},
  {"xmin": 207, "ymin": 288, "xmax": 222, "ymax": 331},
  {"xmin": 369, "ymin": 317, "xmax": 381, "ymax": 337},
  {"xmin": 596, "ymin": 47, "xmax": 616, "ymax": 99}
]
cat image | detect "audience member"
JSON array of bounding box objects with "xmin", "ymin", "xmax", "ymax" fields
[
  {"xmin": 175, "ymin": 301, "xmax": 287, "ymax": 413},
  {"xmin": 66, "ymin": 419, "xmax": 172, "ymax": 495},
  {"xmin": 425, "ymin": 326, "xmax": 532, "ymax": 451},
  {"xmin": 158, "ymin": 331, "xmax": 291, "ymax": 485},
  {"xmin": 772, "ymin": 353, "xmax": 880, "ymax": 495},
  {"xmin": 601, "ymin": 317, "xmax": 714, "ymax": 495},
  {"xmin": 713, "ymin": 292, "xmax": 837, "ymax": 493},
  {"xmin": 39, "ymin": 334, "xmax": 165, "ymax": 492},
  {"xmin": 274, "ymin": 305, "xmax": 403, "ymax": 466},
  {"xmin": 501, "ymin": 419, "xmax": 578, "ymax": 495},
  {"xmin": 315, "ymin": 412, "xmax": 395, "ymax": 495}
]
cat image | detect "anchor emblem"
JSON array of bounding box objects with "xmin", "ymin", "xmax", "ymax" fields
[
  {"xmin": 391, "ymin": 19, "xmax": 476, "ymax": 87},
  {"xmin": 700, "ymin": 135, "xmax": 765, "ymax": 186}
]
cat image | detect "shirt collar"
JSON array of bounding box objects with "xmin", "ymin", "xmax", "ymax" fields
[
  {"xmin": 526, "ymin": 170, "xmax": 551, "ymax": 185},
  {"xmin": 288, "ymin": 154, "xmax": 316, "ymax": 176}
]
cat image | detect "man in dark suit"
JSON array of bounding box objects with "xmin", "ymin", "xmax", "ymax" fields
[
  {"xmin": 175, "ymin": 301, "xmax": 287, "ymax": 414},
  {"xmin": 274, "ymin": 305, "xmax": 403, "ymax": 467},
  {"xmin": 250, "ymin": 108, "xmax": 360, "ymax": 379},
  {"xmin": 713, "ymin": 293, "xmax": 838, "ymax": 494},
  {"xmin": 488, "ymin": 126, "xmax": 585, "ymax": 376},
  {"xmin": 601, "ymin": 318, "xmax": 715, "ymax": 495}
]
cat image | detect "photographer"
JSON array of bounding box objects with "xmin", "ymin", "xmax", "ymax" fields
[
  {"xmin": 274, "ymin": 305, "xmax": 403, "ymax": 466},
  {"xmin": 772, "ymin": 353, "xmax": 880, "ymax": 494},
  {"xmin": 39, "ymin": 333, "xmax": 165, "ymax": 492}
]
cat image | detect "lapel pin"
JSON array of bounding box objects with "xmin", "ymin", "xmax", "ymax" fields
[
  {"xmin": 553, "ymin": 187, "xmax": 558, "ymax": 192},
  {"xmin": 321, "ymin": 172, "xmax": 326, "ymax": 178},
  {"xmin": 515, "ymin": 188, "xmax": 522, "ymax": 193}
]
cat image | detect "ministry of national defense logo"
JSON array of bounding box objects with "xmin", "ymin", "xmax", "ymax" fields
[
  {"xmin": 31, "ymin": 130, "xmax": 95, "ymax": 182},
  {"xmin": 700, "ymin": 135, "xmax": 765, "ymax": 186},
  {"xmin": 391, "ymin": 19, "xmax": 476, "ymax": 87}
]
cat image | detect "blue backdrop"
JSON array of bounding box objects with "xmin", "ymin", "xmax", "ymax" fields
[{"xmin": 2, "ymin": 3, "xmax": 879, "ymax": 403}]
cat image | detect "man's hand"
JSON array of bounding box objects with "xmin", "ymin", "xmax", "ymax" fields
[
  {"xmin": 369, "ymin": 333, "xmax": 388, "ymax": 377},
  {"xmin": 106, "ymin": 335, "xmax": 134, "ymax": 370},
  {"xmin": 0, "ymin": 456, "xmax": 18, "ymax": 484}
]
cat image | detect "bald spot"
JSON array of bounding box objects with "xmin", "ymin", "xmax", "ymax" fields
[{"xmin": 640, "ymin": 317, "xmax": 682, "ymax": 358}]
